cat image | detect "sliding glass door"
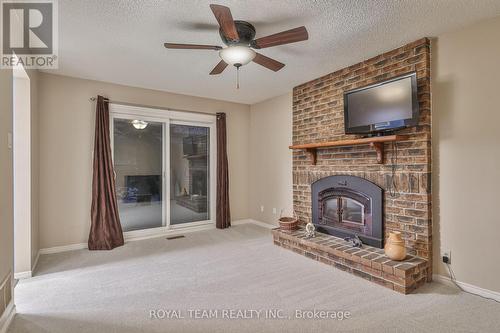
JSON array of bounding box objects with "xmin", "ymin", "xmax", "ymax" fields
[
  {"xmin": 110, "ymin": 105, "xmax": 216, "ymax": 234},
  {"xmin": 113, "ymin": 118, "xmax": 164, "ymax": 232}
]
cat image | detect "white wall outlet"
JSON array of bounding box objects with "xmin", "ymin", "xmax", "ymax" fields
[
  {"xmin": 273, "ymin": 208, "xmax": 277, "ymax": 214},
  {"xmin": 260, "ymin": 205, "xmax": 264, "ymax": 213}
]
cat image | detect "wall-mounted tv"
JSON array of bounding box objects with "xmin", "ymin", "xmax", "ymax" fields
[{"xmin": 344, "ymin": 72, "xmax": 419, "ymax": 135}]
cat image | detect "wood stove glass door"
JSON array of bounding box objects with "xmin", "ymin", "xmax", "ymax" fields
[
  {"xmin": 341, "ymin": 197, "xmax": 364, "ymax": 225},
  {"xmin": 323, "ymin": 198, "xmax": 340, "ymax": 225}
]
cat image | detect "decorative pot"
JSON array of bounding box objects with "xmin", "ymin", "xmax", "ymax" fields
[{"xmin": 384, "ymin": 231, "xmax": 407, "ymax": 261}]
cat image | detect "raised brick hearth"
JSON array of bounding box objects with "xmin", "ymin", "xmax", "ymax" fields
[
  {"xmin": 273, "ymin": 227, "xmax": 429, "ymax": 294},
  {"xmin": 280, "ymin": 38, "xmax": 432, "ymax": 293}
]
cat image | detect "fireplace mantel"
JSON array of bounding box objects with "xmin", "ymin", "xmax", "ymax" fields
[{"xmin": 289, "ymin": 135, "xmax": 408, "ymax": 165}]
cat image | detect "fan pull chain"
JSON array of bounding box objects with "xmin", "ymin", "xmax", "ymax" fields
[{"xmin": 236, "ymin": 66, "xmax": 240, "ymax": 89}]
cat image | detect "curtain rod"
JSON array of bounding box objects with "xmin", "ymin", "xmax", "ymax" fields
[{"xmin": 89, "ymin": 97, "xmax": 217, "ymax": 116}]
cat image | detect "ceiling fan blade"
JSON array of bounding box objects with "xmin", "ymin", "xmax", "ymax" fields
[
  {"xmin": 209, "ymin": 4, "xmax": 239, "ymax": 41},
  {"xmin": 252, "ymin": 26, "xmax": 308, "ymax": 49},
  {"xmin": 164, "ymin": 43, "xmax": 221, "ymax": 50},
  {"xmin": 252, "ymin": 53, "xmax": 285, "ymax": 72},
  {"xmin": 209, "ymin": 60, "xmax": 228, "ymax": 75}
]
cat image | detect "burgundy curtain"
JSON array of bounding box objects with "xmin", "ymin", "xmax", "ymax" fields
[
  {"xmin": 88, "ymin": 96, "xmax": 124, "ymax": 250},
  {"xmin": 216, "ymin": 113, "xmax": 231, "ymax": 229}
]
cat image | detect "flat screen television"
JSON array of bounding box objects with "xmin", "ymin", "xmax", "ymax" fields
[{"xmin": 344, "ymin": 72, "xmax": 419, "ymax": 135}]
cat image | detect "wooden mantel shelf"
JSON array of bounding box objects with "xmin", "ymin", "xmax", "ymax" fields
[{"xmin": 289, "ymin": 135, "xmax": 408, "ymax": 165}]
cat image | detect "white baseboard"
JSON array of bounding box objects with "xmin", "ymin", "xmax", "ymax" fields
[
  {"xmin": 39, "ymin": 223, "xmax": 217, "ymax": 255},
  {"xmin": 232, "ymin": 219, "xmax": 277, "ymax": 229},
  {"xmin": 0, "ymin": 301, "xmax": 16, "ymax": 333},
  {"xmin": 13, "ymin": 271, "xmax": 31, "ymax": 280},
  {"xmin": 433, "ymin": 274, "xmax": 500, "ymax": 302},
  {"xmin": 37, "ymin": 220, "xmax": 275, "ymax": 255},
  {"xmin": 231, "ymin": 219, "xmax": 253, "ymax": 226},
  {"xmin": 39, "ymin": 242, "xmax": 88, "ymax": 255}
]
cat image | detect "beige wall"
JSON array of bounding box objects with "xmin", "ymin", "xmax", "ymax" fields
[
  {"xmin": 38, "ymin": 73, "xmax": 250, "ymax": 249},
  {"xmin": 432, "ymin": 16, "xmax": 500, "ymax": 292},
  {"xmin": 249, "ymin": 93, "xmax": 293, "ymax": 224},
  {"xmin": 0, "ymin": 68, "xmax": 14, "ymax": 312}
]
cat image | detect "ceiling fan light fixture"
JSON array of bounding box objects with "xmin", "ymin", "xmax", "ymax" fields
[
  {"xmin": 131, "ymin": 119, "xmax": 148, "ymax": 130},
  {"xmin": 219, "ymin": 45, "xmax": 256, "ymax": 66},
  {"xmin": 164, "ymin": 5, "xmax": 308, "ymax": 75}
]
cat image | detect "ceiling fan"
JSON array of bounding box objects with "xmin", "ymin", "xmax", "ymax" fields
[{"xmin": 164, "ymin": 4, "xmax": 308, "ymax": 81}]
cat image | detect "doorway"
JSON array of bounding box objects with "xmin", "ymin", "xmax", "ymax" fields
[{"xmin": 110, "ymin": 104, "xmax": 216, "ymax": 236}]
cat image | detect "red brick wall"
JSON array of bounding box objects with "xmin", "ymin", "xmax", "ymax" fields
[{"xmin": 292, "ymin": 38, "xmax": 431, "ymax": 263}]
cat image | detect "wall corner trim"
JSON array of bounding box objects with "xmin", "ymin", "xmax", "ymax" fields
[
  {"xmin": 13, "ymin": 251, "xmax": 41, "ymax": 280},
  {"xmin": 32, "ymin": 251, "xmax": 40, "ymax": 273}
]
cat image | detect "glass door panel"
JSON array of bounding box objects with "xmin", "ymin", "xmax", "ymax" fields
[
  {"xmin": 113, "ymin": 118, "xmax": 164, "ymax": 232},
  {"xmin": 341, "ymin": 198, "xmax": 364, "ymax": 225},
  {"xmin": 170, "ymin": 124, "xmax": 210, "ymax": 225},
  {"xmin": 323, "ymin": 198, "xmax": 339, "ymax": 224}
]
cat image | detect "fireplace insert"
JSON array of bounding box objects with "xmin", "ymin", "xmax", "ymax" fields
[{"xmin": 312, "ymin": 175, "xmax": 383, "ymax": 248}]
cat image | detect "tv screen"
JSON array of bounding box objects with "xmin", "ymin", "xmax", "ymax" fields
[
  {"xmin": 344, "ymin": 73, "xmax": 419, "ymax": 134},
  {"xmin": 124, "ymin": 175, "xmax": 161, "ymax": 203}
]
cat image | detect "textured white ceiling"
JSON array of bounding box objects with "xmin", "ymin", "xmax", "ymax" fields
[{"xmin": 47, "ymin": 0, "xmax": 500, "ymax": 104}]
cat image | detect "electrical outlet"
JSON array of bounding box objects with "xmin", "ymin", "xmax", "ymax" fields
[
  {"xmin": 260, "ymin": 205, "xmax": 264, "ymax": 213},
  {"xmin": 442, "ymin": 251, "xmax": 451, "ymax": 264},
  {"xmin": 273, "ymin": 208, "xmax": 277, "ymax": 214}
]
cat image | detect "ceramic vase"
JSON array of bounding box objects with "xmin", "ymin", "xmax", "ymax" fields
[{"xmin": 384, "ymin": 231, "xmax": 407, "ymax": 261}]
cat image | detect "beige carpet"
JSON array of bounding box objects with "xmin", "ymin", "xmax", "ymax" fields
[{"xmin": 9, "ymin": 224, "xmax": 500, "ymax": 333}]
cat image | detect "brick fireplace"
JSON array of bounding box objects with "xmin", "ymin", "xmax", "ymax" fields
[{"xmin": 273, "ymin": 38, "xmax": 432, "ymax": 294}]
